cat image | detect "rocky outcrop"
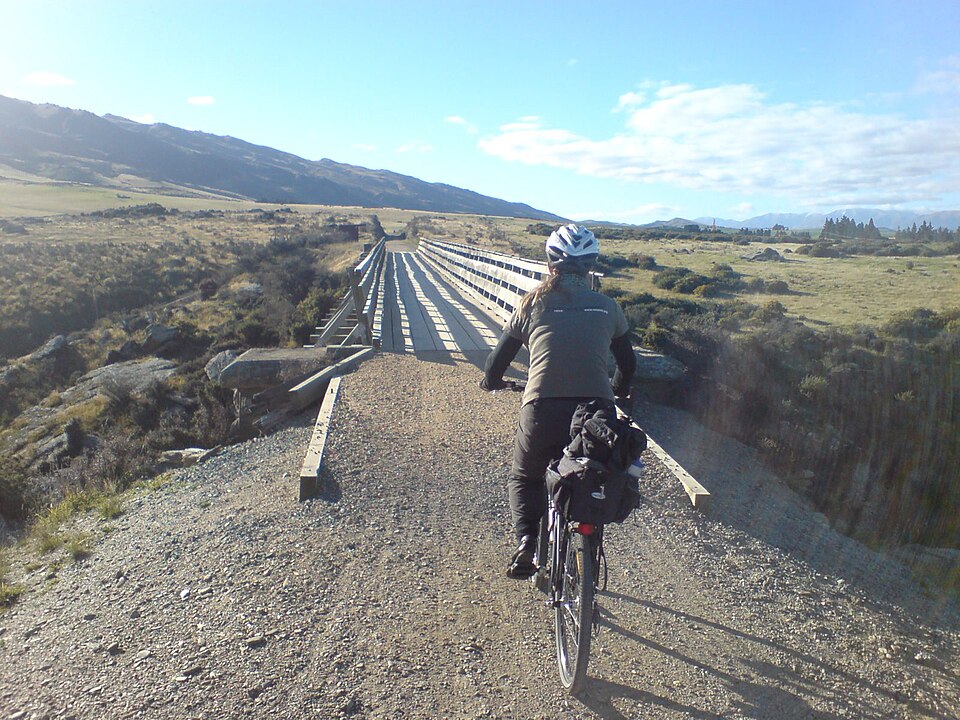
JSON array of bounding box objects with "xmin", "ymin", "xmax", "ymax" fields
[
  {"xmin": 634, "ymin": 348, "xmax": 686, "ymax": 382},
  {"xmin": 742, "ymin": 247, "xmax": 784, "ymax": 261},
  {"xmin": 26, "ymin": 335, "xmax": 66, "ymax": 362},
  {"xmin": 204, "ymin": 350, "xmax": 239, "ymax": 384},
  {"xmin": 141, "ymin": 324, "xmax": 179, "ymax": 353},
  {"xmin": 1, "ymin": 358, "xmax": 177, "ymax": 468}
]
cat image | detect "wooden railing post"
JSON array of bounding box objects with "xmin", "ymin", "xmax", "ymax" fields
[{"xmin": 349, "ymin": 270, "xmax": 373, "ymax": 346}]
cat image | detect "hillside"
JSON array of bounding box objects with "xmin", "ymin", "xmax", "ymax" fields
[{"xmin": 0, "ymin": 95, "xmax": 562, "ymax": 221}]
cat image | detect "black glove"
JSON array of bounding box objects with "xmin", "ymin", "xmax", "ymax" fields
[{"xmin": 479, "ymin": 377, "xmax": 508, "ymax": 392}]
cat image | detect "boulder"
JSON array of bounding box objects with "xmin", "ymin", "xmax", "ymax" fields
[
  {"xmin": 141, "ymin": 324, "xmax": 179, "ymax": 352},
  {"xmin": 226, "ymin": 282, "xmax": 263, "ymax": 302},
  {"xmin": 158, "ymin": 447, "xmax": 221, "ymax": 468},
  {"xmin": 205, "ymin": 350, "xmax": 239, "ymax": 384},
  {"xmin": 742, "ymin": 247, "xmax": 784, "ymax": 262},
  {"xmin": 27, "ymin": 335, "xmax": 66, "ymax": 362},
  {"xmin": 60, "ymin": 358, "xmax": 177, "ymax": 406},
  {"xmin": 633, "ymin": 349, "xmax": 686, "ymax": 383}
]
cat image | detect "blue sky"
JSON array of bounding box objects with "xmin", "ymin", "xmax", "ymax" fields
[{"xmin": 2, "ymin": 0, "xmax": 959, "ymax": 223}]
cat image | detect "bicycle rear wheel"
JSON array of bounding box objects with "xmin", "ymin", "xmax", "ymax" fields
[{"xmin": 554, "ymin": 528, "xmax": 594, "ymax": 694}]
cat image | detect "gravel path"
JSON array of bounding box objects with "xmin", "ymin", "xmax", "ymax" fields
[{"xmin": 1, "ymin": 352, "xmax": 958, "ymax": 719}]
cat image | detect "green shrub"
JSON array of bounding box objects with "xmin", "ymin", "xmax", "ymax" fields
[
  {"xmin": 754, "ymin": 301, "xmax": 787, "ymax": 322},
  {"xmin": 652, "ymin": 267, "xmax": 692, "ymax": 290},
  {"xmin": 673, "ymin": 273, "xmax": 711, "ymax": 294},
  {"xmin": 642, "ymin": 324, "xmax": 672, "ymax": 352}
]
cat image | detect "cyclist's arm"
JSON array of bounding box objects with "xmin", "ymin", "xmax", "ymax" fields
[
  {"xmin": 480, "ymin": 331, "xmax": 523, "ymax": 390},
  {"xmin": 610, "ymin": 332, "xmax": 636, "ymax": 397}
]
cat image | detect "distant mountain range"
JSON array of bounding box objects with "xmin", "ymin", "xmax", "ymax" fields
[
  {"xmin": 696, "ymin": 209, "xmax": 960, "ymax": 231},
  {"xmin": 0, "ymin": 94, "xmax": 562, "ymax": 221}
]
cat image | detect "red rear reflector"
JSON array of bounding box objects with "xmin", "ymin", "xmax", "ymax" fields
[{"xmin": 577, "ymin": 523, "xmax": 595, "ymax": 536}]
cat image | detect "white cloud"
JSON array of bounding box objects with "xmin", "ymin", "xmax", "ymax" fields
[
  {"xmin": 914, "ymin": 55, "xmax": 960, "ymax": 96},
  {"xmin": 729, "ymin": 202, "xmax": 754, "ymax": 216},
  {"xmin": 444, "ymin": 115, "xmax": 478, "ymax": 134},
  {"xmin": 613, "ymin": 91, "xmax": 645, "ymax": 113},
  {"xmin": 479, "ymin": 81, "xmax": 960, "ymax": 207},
  {"xmin": 23, "ymin": 71, "xmax": 75, "ymax": 87},
  {"xmin": 187, "ymin": 95, "xmax": 215, "ymax": 106},
  {"xmin": 130, "ymin": 113, "xmax": 156, "ymax": 124},
  {"xmin": 397, "ymin": 142, "xmax": 433, "ymax": 153}
]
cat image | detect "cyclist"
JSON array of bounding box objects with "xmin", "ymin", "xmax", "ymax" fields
[{"xmin": 479, "ymin": 224, "xmax": 636, "ymax": 578}]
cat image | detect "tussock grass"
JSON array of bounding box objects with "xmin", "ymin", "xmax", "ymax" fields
[
  {"xmin": 0, "ymin": 555, "xmax": 20, "ymax": 608},
  {"xmin": 29, "ymin": 487, "xmax": 125, "ymax": 557},
  {"xmin": 136, "ymin": 471, "xmax": 175, "ymax": 492},
  {"xmin": 35, "ymin": 529, "xmax": 64, "ymax": 555},
  {"xmin": 64, "ymin": 532, "xmax": 92, "ymax": 561},
  {"xmin": 0, "ymin": 580, "xmax": 24, "ymax": 608},
  {"xmin": 96, "ymin": 495, "xmax": 123, "ymax": 520}
]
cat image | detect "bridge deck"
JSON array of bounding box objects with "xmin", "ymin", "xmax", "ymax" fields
[{"xmin": 378, "ymin": 248, "xmax": 502, "ymax": 359}]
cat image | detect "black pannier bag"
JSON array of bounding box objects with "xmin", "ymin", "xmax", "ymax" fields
[{"xmin": 544, "ymin": 400, "xmax": 646, "ymax": 525}]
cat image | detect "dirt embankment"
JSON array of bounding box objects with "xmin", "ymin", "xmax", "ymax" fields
[{"xmin": 1, "ymin": 353, "xmax": 958, "ymax": 719}]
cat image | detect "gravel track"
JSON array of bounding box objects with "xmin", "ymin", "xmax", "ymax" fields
[{"xmin": 1, "ymin": 352, "xmax": 958, "ymax": 719}]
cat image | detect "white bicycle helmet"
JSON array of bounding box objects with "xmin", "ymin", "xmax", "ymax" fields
[{"xmin": 545, "ymin": 223, "xmax": 599, "ymax": 273}]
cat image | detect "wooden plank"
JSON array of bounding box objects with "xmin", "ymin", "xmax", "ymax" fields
[
  {"xmin": 287, "ymin": 346, "xmax": 374, "ymax": 410},
  {"xmin": 298, "ymin": 376, "xmax": 342, "ymax": 501},
  {"xmin": 645, "ymin": 435, "xmax": 712, "ymax": 512}
]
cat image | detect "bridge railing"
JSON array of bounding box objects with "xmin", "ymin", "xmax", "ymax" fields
[
  {"xmin": 310, "ymin": 238, "xmax": 387, "ymax": 348},
  {"xmin": 417, "ymin": 239, "xmax": 548, "ymax": 321}
]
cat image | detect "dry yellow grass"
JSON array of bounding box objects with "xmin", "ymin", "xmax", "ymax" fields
[{"xmin": 410, "ymin": 216, "xmax": 960, "ymax": 329}]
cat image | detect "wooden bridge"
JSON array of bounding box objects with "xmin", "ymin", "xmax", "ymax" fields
[{"xmin": 297, "ymin": 237, "xmax": 710, "ymax": 510}]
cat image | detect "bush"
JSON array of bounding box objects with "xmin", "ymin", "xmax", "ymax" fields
[
  {"xmin": 754, "ymin": 301, "xmax": 787, "ymax": 322},
  {"xmin": 642, "ymin": 324, "xmax": 672, "ymax": 352},
  {"xmin": 0, "ymin": 457, "xmax": 31, "ymax": 523},
  {"xmin": 765, "ymin": 279, "xmax": 790, "ymax": 294},
  {"xmin": 883, "ymin": 308, "xmax": 944, "ymax": 342},
  {"xmin": 673, "ymin": 273, "xmax": 710, "ymax": 294},
  {"xmin": 652, "ymin": 267, "xmax": 693, "ymax": 290},
  {"xmin": 632, "ymin": 254, "xmax": 658, "ymax": 270}
]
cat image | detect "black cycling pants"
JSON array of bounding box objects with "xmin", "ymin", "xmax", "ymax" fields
[{"xmin": 508, "ymin": 397, "xmax": 604, "ymax": 541}]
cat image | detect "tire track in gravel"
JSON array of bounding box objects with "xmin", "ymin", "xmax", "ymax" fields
[{"xmin": 1, "ymin": 351, "xmax": 957, "ymax": 719}]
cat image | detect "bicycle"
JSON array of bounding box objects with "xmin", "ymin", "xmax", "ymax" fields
[
  {"xmin": 493, "ymin": 382, "xmax": 637, "ymax": 694},
  {"xmin": 532, "ymin": 397, "xmax": 637, "ymax": 695}
]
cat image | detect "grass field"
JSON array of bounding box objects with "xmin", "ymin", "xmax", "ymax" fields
[
  {"xmin": 0, "ymin": 177, "xmax": 421, "ymax": 235},
  {"xmin": 3, "ymin": 180, "xmax": 958, "ymax": 329},
  {"xmin": 598, "ymin": 237, "xmax": 960, "ymax": 328},
  {"xmin": 405, "ymin": 215, "xmax": 960, "ymax": 329}
]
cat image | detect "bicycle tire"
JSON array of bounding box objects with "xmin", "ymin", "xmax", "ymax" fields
[{"xmin": 554, "ymin": 527, "xmax": 594, "ymax": 694}]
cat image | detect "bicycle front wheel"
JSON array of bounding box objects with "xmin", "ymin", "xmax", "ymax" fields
[{"xmin": 554, "ymin": 529, "xmax": 594, "ymax": 694}]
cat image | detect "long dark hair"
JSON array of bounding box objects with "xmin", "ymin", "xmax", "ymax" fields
[{"xmin": 518, "ymin": 269, "xmax": 588, "ymax": 315}]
